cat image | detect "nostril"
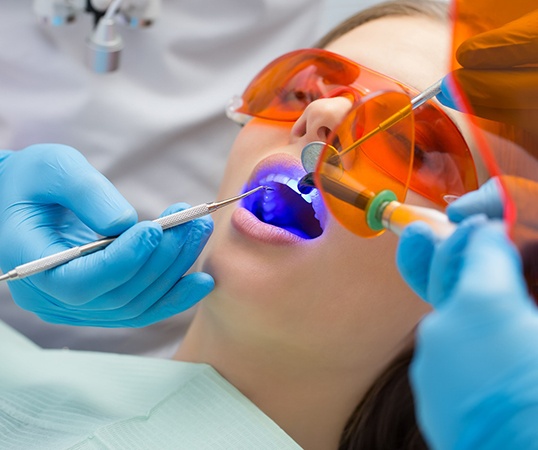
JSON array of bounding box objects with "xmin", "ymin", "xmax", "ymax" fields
[{"xmin": 317, "ymin": 126, "xmax": 332, "ymax": 141}]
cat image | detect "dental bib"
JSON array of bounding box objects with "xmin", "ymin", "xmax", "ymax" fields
[{"xmin": 0, "ymin": 321, "xmax": 299, "ymax": 449}]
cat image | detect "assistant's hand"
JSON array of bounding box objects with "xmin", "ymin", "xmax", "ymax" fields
[
  {"xmin": 397, "ymin": 177, "xmax": 514, "ymax": 299},
  {"xmin": 0, "ymin": 145, "xmax": 214, "ymax": 327},
  {"xmin": 436, "ymin": 9, "xmax": 538, "ymax": 133},
  {"xmin": 410, "ymin": 221, "xmax": 538, "ymax": 450}
]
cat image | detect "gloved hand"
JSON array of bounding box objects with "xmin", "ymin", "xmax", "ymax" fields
[
  {"xmin": 410, "ymin": 220, "xmax": 538, "ymax": 450},
  {"xmin": 0, "ymin": 145, "xmax": 214, "ymax": 327},
  {"xmin": 397, "ymin": 177, "xmax": 507, "ymax": 299},
  {"xmin": 436, "ymin": 8, "xmax": 538, "ymax": 134}
]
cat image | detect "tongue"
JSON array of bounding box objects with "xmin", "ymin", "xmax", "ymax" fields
[{"xmin": 255, "ymin": 183, "xmax": 322, "ymax": 239}]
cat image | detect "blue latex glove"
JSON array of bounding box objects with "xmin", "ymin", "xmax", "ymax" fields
[
  {"xmin": 0, "ymin": 145, "xmax": 214, "ymax": 327},
  {"xmin": 410, "ymin": 220, "xmax": 538, "ymax": 450},
  {"xmin": 396, "ymin": 178, "xmax": 503, "ymax": 299}
]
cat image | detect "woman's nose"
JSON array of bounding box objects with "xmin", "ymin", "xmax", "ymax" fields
[{"xmin": 290, "ymin": 97, "xmax": 353, "ymax": 146}]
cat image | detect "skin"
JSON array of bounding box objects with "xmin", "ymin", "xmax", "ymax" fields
[{"xmin": 175, "ymin": 15, "xmax": 466, "ymax": 450}]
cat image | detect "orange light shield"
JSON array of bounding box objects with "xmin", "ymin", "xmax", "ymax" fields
[
  {"xmin": 450, "ymin": 0, "xmax": 538, "ymax": 299},
  {"xmin": 315, "ymin": 91, "xmax": 415, "ymax": 237}
]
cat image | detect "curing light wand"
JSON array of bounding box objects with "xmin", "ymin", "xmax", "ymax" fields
[
  {"xmin": 0, "ymin": 186, "xmax": 271, "ymax": 283},
  {"xmin": 299, "ymin": 174, "xmax": 455, "ymax": 238}
]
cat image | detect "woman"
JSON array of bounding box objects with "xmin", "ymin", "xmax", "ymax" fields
[
  {"xmin": 0, "ymin": 1, "xmax": 480, "ymax": 449},
  {"xmin": 176, "ymin": 1, "xmax": 481, "ymax": 449}
]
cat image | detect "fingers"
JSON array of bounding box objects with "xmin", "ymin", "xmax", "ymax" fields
[
  {"xmin": 36, "ymin": 273, "xmax": 214, "ymax": 328},
  {"xmin": 14, "ymin": 204, "xmax": 214, "ymax": 326},
  {"xmin": 33, "ymin": 221, "xmax": 164, "ymax": 305},
  {"xmin": 454, "ymin": 222, "xmax": 531, "ymax": 309},
  {"xmin": 119, "ymin": 272, "xmax": 214, "ymax": 328},
  {"xmin": 427, "ymin": 215, "xmax": 488, "ymax": 308},
  {"xmin": 438, "ymin": 67, "xmax": 538, "ymax": 134},
  {"xmin": 451, "ymin": 68, "xmax": 538, "ymax": 110},
  {"xmin": 447, "ymin": 178, "xmax": 504, "ymax": 222},
  {"xmin": 78, "ymin": 204, "xmax": 213, "ymax": 312},
  {"xmin": 2, "ymin": 146, "xmax": 215, "ymax": 327},
  {"xmin": 396, "ymin": 221, "xmax": 437, "ymax": 300}
]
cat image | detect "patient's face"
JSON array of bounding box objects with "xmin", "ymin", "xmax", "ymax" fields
[{"xmin": 197, "ymin": 16, "xmax": 455, "ymax": 362}]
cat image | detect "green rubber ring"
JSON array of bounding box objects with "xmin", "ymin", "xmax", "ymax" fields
[{"xmin": 366, "ymin": 190, "xmax": 398, "ymax": 231}]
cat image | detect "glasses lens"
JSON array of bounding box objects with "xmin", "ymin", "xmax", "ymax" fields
[
  {"xmin": 315, "ymin": 91, "xmax": 414, "ymax": 237},
  {"xmin": 236, "ymin": 50, "xmax": 362, "ymax": 122},
  {"xmin": 411, "ymin": 101, "xmax": 478, "ymax": 205}
]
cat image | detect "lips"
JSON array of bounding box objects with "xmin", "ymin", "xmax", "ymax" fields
[{"xmin": 237, "ymin": 154, "xmax": 327, "ymax": 242}]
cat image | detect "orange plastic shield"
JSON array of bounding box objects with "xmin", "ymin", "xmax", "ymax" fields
[
  {"xmin": 450, "ymin": 0, "xmax": 538, "ymax": 298},
  {"xmin": 315, "ymin": 91, "xmax": 415, "ymax": 237}
]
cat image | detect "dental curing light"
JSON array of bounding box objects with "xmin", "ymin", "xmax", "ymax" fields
[{"xmin": 298, "ymin": 172, "xmax": 455, "ymax": 238}]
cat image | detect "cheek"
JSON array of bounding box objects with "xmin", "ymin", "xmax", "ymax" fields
[{"xmin": 207, "ymin": 218, "xmax": 424, "ymax": 336}]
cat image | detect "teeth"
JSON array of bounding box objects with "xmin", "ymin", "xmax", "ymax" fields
[
  {"xmin": 286, "ymin": 179, "xmax": 298, "ymax": 191},
  {"xmin": 257, "ymin": 172, "xmax": 317, "ymax": 204},
  {"xmin": 273, "ymin": 174, "xmax": 291, "ymax": 185},
  {"xmin": 263, "ymin": 199, "xmax": 276, "ymax": 212},
  {"xmin": 250, "ymin": 169, "xmax": 326, "ymax": 233},
  {"xmin": 311, "ymin": 196, "xmax": 325, "ymax": 228},
  {"xmin": 285, "ymin": 179, "xmax": 311, "ymax": 204}
]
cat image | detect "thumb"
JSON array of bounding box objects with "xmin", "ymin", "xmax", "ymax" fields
[
  {"xmin": 447, "ymin": 178, "xmax": 504, "ymax": 222},
  {"xmin": 428, "ymin": 215, "xmax": 488, "ymax": 308},
  {"xmin": 396, "ymin": 221, "xmax": 437, "ymax": 300}
]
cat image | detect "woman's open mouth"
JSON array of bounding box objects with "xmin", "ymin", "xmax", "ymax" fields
[{"xmin": 240, "ymin": 157, "xmax": 327, "ymax": 240}]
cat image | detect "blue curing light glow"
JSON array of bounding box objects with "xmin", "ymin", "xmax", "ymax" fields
[{"xmin": 241, "ymin": 173, "xmax": 324, "ymax": 239}]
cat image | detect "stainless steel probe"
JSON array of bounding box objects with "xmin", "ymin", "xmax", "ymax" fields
[{"xmin": 0, "ymin": 186, "xmax": 269, "ymax": 283}]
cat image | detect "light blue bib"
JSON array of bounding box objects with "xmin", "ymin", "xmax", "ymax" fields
[{"xmin": 0, "ymin": 321, "xmax": 300, "ymax": 449}]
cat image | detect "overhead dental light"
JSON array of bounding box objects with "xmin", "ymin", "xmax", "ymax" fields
[{"xmin": 33, "ymin": 0, "xmax": 161, "ymax": 73}]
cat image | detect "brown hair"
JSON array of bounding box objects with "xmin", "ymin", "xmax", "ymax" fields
[
  {"xmin": 316, "ymin": 2, "xmax": 450, "ymax": 448},
  {"xmin": 339, "ymin": 346, "xmax": 427, "ymax": 449},
  {"xmin": 316, "ymin": 0, "xmax": 449, "ymax": 49}
]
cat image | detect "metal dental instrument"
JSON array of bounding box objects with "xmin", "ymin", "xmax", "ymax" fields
[
  {"xmin": 0, "ymin": 186, "xmax": 270, "ymax": 283},
  {"xmin": 338, "ymin": 79, "xmax": 442, "ymax": 158}
]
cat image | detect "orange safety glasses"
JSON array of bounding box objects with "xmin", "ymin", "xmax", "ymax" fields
[{"xmin": 228, "ymin": 48, "xmax": 478, "ymax": 236}]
